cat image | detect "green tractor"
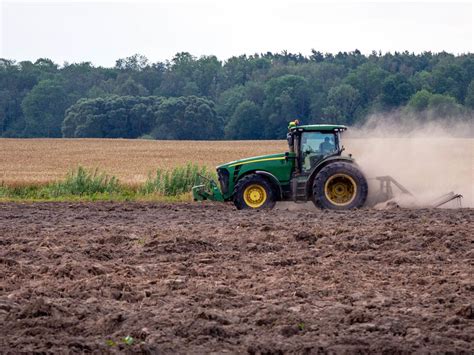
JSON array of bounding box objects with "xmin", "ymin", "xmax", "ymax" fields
[{"xmin": 193, "ymin": 123, "xmax": 369, "ymax": 210}]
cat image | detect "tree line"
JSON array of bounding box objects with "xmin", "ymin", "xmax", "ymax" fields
[{"xmin": 0, "ymin": 50, "xmax": 472, "ymax": 140}]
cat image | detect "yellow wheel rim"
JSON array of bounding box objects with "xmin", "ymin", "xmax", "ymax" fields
[
  {"xmin": 243, "ymin": 184, "xmax": 267, "ymax": 208},
  {"xmin": 324, "ymin": 174, "xmax": 357, "ymax": 206}
]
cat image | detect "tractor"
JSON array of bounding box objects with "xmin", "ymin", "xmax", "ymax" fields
[
  {"xmin": 193, "ymin": 123, "xmax": 368, "ymax": 210},
  {"xmin": 192, "ymin": 122, "xmax": 463, "ymax": 210}
]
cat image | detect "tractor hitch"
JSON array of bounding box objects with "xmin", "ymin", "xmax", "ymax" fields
[{"xmin": 192, "ymin": 175, "xmax": 225, "ymax": 202}]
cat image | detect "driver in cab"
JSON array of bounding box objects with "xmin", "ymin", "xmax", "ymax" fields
[{"xmin": 319, "ymin": 137, "xmax": 335, "ymax": 154}]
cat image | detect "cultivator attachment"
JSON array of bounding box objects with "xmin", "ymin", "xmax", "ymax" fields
[
  {"xmin": 430, "ymin": 192, "xmax": 464, "ymax": 208},
  {"xmin": 370, "ymin": 176, "xmax": 463, "ymax": 208}
]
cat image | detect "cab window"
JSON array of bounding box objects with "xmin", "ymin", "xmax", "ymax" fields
[{"xmin": 300, "ymin": 132, "xmax": 337, "ymax": 172}]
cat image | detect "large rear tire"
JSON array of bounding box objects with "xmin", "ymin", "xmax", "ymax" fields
[
  {"xmin": 233, "ymin": 174, "xmax": 277, "ymax": 210},
  {"xmin": 312, "ymin": 162, "xmax": 368, "ymax": 210}
]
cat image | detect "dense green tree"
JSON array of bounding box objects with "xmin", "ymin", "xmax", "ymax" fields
[
  {"xmin": 244, "ymin": 81, "xmax": 266, "ymax": 105},
  {"xmin": 0, "ymin": 50, "xmax": 472, "ymax": 139},
  {"xmin": 159, "ymin": 52, "xmax": 198, "ymax": 97},
  {"xmin": 61, "ymin": 62, "xmax": 104, "ymax": 99},
  {"xmin": 116, "ymin": 77, "xmax": 149, "ymax": 96},
  {"xmin": 22, "ymin": 79, "xmax": 70, "ymax": 137},
  {"xmin": 0, "ymin": 60, "xmax": 39, "ymax": 136},
  {"xmin": 63, "ymin": 96, "xmax": 161, "ymax": 138},
  {"xmin": 345, "ymin": 62, "xmax": 389, "ymax": 106},
  {"xmin": 225, "ymin": 100, "xmax": 263, "ymax": 139},
  {"xmin": 62, "ymin": 98, "xmax": 105, "ymax": 137},
  {"xmin": 322, "ymin": 84, "xmax": 361, "ymax": 124},
  {"xmin": 427, "ymin": 94, "xmax": 464, "ymax": 117},
  {"xmin": 193, "ymin": 55, "xmax": 222, "ymax": 97},
  {"xmin": 216, "ymin": 81, "xmax": 265, "ymax": 124},
  {"xmin": 115, "ymin": 54, "xmax": 149, "ymax": 71},
  {"xmin": 464, "ymin": 80, "xmax": 474, "ymax": 109},
  {"xmin": 431, "ymin": 62, "xmax": 468, "ymax": 102},
  {"xmin": 87, "ymin": 85, "xmax": 109, "ymax": 98},
  {"xmin": 140, "ymin": 63, "xmax": 166, "ymax": 95},
  {"xmin": 381, "ymin": 74, "xmax": 414, "ymax": 107},
  {"xmin": 410, "ymin": 70, "xmax": 432, "ymax": 92},
  {"xmin": 221, "ymin": 55, "xmax": 254, "ymax": 88},
  {"xmin": 309, "ymin": 50, "xmax": 324, "ymax": 63},
  {"xmin": 33, "ymin": 58, "xmax": 58, "ymax": 74},
  {"xmin": 152, "ymin": 96, "xmax": 223, "ymax": 139},
  {"xmin": 407, "ymin": 89, "xmax": 432, "ymax": 111},
  {"xmin": 406, "ymin": 90, "xmax": 465, "ymax": 118},
  {"xmin": 216, "ymin": 85, "xmax": 246, "ymax": 122},
  {"xmin": 0, "ymin": 89, "xmax": 10, "ymax": 134},
  {"xmin": 294, "ymin": 62, "xmax": 347, "ymax": 94},
  {"xmin": 263, "ymin": 75, "xmax": 311, "ymax": 138}
]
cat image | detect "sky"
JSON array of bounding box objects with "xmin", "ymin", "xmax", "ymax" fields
[{"xmin": 0, "ymin": 0, "xmax": 472, "ymax": 67}]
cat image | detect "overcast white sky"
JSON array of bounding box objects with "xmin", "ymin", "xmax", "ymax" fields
[{"xmin": 0, "ymin": 0, "xmax": 472, "ymax": 67}]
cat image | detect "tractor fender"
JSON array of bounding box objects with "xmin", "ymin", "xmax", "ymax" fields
[
  {"xmin": 253, "ymin": 170, "xmax": 283, "ymax": 200},
  {"xmin": 305, "ymin": 156, "xmax": 355, "ymax": 198}
]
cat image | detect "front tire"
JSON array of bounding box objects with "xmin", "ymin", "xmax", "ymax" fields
[
  {"xmin": 233, "ymin": 174, "xmax": 276, "ymax": 210},
  {"xmin": 312, "ymin": 162, "xmax": 368, "ymax": 210}
]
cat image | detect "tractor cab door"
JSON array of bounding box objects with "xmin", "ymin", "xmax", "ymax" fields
[{"xmin": 299, "ymin": 131, "xmax": 338, "ymax": 173}]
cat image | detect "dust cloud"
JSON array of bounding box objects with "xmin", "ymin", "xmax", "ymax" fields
[{"xmin": 344, "ymin": 113, "xmax": 473, "ymax": 208}]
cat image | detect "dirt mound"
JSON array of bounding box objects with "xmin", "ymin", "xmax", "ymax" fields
[{"xmin": 1, "ymin": 202, "xmax": 473, "ymax": 353}]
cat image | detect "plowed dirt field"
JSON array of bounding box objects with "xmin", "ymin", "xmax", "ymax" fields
[{"xmin": 1, "ymin": 202, "xmax": 473, "ymax": 353}]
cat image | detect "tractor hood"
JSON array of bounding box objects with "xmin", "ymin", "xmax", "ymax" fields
[{"xmin": 217, "ymin": 153, "xmax": 287, "ymax": 170}]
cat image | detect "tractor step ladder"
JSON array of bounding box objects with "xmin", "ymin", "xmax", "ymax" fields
[{"xmin": 292, "ymin": 176, "xmax": 308, "ymax": 202}]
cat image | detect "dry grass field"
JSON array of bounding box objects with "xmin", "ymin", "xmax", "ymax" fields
[{"xmin": 0, "ymin": 138, "xmax": 286, "ymax": 185}]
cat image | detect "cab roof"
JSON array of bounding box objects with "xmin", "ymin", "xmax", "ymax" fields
[{"xmin": 291, "ymin": 124, "xmax": 347, "ymax": 132}]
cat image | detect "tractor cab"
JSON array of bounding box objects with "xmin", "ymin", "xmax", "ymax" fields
[{"xmin": 288, "ymin": 124, "xmax": 347, "ymax": 174}]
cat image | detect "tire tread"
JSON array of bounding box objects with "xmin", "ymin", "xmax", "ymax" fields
[{"xmin": 312, "ymin": 162, "xmax": 368, "ymax": 210}]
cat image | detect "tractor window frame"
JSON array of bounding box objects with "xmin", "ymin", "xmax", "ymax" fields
[{"xmin": 299, "ymin": 131, "xmax": 339, "ymax": 173}]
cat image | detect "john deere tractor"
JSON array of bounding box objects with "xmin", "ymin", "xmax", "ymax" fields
[{"xmin": 192, "ymin": 123, "xmax": 368, "ymax": 210}]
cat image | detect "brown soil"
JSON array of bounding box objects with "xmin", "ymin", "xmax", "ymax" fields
[{"xmin": 1, "ymin": 202, "xmax": 473, "ymax": 353}]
